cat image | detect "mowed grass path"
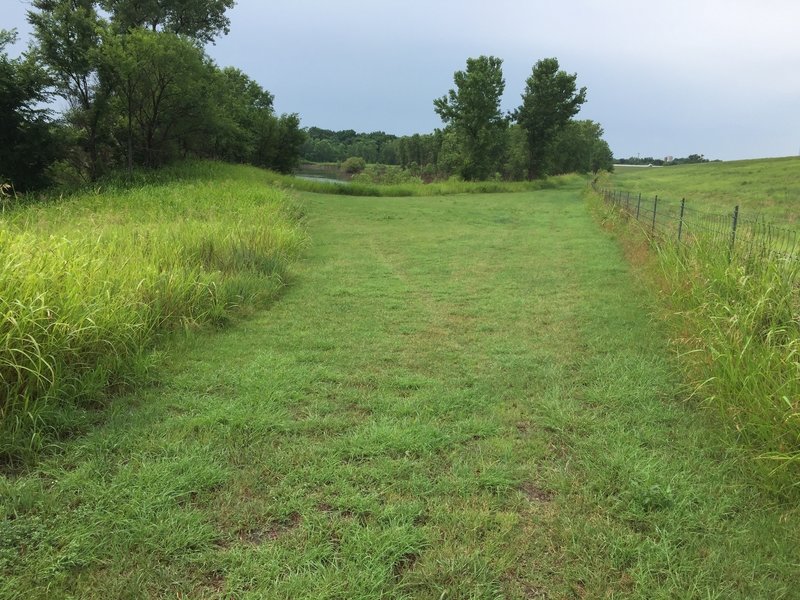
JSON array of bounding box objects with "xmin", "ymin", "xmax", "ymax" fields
[{"xmin": 2, "ymin": 186, "xmax": 798, "ymax": 598}]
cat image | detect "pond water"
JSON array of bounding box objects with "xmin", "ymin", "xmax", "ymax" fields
[{"xmin": 294, "ymin": 174, "xmax": 349, "ymax": 185}]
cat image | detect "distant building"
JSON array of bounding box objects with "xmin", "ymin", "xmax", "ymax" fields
[{"xmin": 664, "ymin": 155, "xmax": 674, "ymax": 163}]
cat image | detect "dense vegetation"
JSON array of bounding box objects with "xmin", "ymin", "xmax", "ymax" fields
[
  {"xmin": 616, "ymin": 154, "xmax": 713, "ymax": 167},
  {"xmin": 1, "ymin": 0, "xmax": 304, "ymax": 191},
  {"xmin": 300, "ymin": 57, "xmax": 613, "ymax": 182},
  {"xmin": 273, "ymin": 167, "xmax": 582, "ymax": 196},
  {"xmin": 301, "ymin": 128, "xmax": 400, "ymax": 165},
  {"xmin": 4, "ymin": 0, "xmax": 611, "ymax": 190},
  {"xmin": 595, "ymin": 157, "xmax": 800, "ymax": 491},
  {"xmin": 0, "ymin": 161, "xmax": 306, "ymax": 463}
]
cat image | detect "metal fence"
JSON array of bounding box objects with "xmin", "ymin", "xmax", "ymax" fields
[{"xmin": 594, "ymin": 183, "xmax": 800, "ymax": 264}]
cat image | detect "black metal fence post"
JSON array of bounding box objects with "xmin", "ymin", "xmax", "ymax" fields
[
  {"xmin": 729, "ymin": 205, "xmax": 739, "ymax": 260},
  {"xmin": 636, "ymin": 193, "xmax": 641, "ymax": 220},
  {"xmin": 651, "ymin": 195, "xmax": 658, "ymax": 234},
  {"xmin": 678, "ymin": 198, "xmax": 685, "ymax": 241}
]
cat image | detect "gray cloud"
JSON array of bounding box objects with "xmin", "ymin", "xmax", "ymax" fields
[{"xmin": 5, "ymin": 0, "xmax": 800, "ymax": 159}]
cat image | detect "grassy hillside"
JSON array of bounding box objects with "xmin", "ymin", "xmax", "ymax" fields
[
  {"xmin": 0, "ymin": 162, "xmax": 307, "ymax": 463},
  {"xmin": 611, "ymin": 156, "xmax": 800, "ymax": 224}
]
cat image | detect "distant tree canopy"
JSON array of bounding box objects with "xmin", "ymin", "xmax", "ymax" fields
[
  {"xmin": 302, "ymin": 56, "xmax": 611, "ymax": 182},
  {"xmin": 2, "ymin": 0, "xmax": 303, "ymax": 190},
  {"xmin": 615, "ymin": 154, "xmax": 714, "ymax": 166},
  {"xmin": 302, "ymin": 128, "xmax": 400, "ymax": 164}
]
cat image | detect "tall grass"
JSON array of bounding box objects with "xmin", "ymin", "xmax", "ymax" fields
[
  {"xmin": 591, "ymin": 182, "xmax": 800, "ymax": 492},
  {"xmin": 0, "ymin": 162, "xmax": 307, "ymax": 464},
  {"xmin": 266, "ymin": 170, "xmax": 584, "ymax": 197}
]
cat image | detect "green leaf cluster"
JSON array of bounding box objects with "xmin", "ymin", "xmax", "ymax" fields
[
  {"xmin": 0, "ymin": 29, "xmax": 60, "ymax": 190},
  {"xmin": 434, "ymin": 56, "xmax": 508, "ymax": 181},
  {"xmin": 516, "ymin": 57, "xmax": 587, "ymax": 179},
  {"xmin": 6, "ymin": 0, "xmax": 304, "ymax": 189}
]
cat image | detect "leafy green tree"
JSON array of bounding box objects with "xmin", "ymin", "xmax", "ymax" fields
[
  {"xmin": 436, "ymin": 128, "xmax": 464, "ymax": 178},
  {"xmin": 434, "ymin": 56, "xmax": 508, "ymax": 180},
  {"xmin": 0, "ymin": 29, "xmax": 60, "ymax": 190},
  {"xmin": 207, "ymin": 66, "xmax": 274, "ymax": 164},
  {"xmin": 548, "ymin": 120, "xmax": 613, "ymax": 174},
  {"xmin": 205, "ymin": 69, "xmax": 302, "ymax": 173},
  {"xmin": 501, "ymin": 124, "xmax": 528, "ymax": 180},
  {"xmin": 516, "ymin": 57, "xmax": 586, "ymax": 179},
  {"xmin": 29, "ymin": 0, "xmax": 113, "ymax": 179},
  {"xmin": 100, "ymin": 29, "xmax": 214, "ymax": 167},
  {"xmin": 265, "ymin": 114, "xmax": 305, "ymax": 173},
  {"xmin": 99, "ymin": 0, "xmax": 235, "ymax": 43}
]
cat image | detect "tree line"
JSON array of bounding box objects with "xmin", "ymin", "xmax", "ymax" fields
[
  {"xmin": 615, "ymin": 154, "xmax": 714, "ymax": 166},
  {"xmin": 1, "ymin": 0, "xmax": 305, "ymax": 191},
  {"xmin": 4, "ymin": 5, "xmax": 613, "ymax": 192},
  {"xmin": 301, "ymin": 56, "xmax": 613, "ymax": 182}
]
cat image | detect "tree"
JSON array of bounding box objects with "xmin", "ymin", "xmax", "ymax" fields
[
  {"xmin": 434, "ymin": 55, "xmax": 508, "ymax": 180},
  {"xmin": 548, "ymin": 120, "xmax": 613, "ymax": 175},
  {"xmin": 516, "ymin": 57, "xmax": 586, "ymax": 179},
  {"xmin": 208, "ymin": 66, "xmax": 274, "ymax": 163},
  {"xmin": 501, "ymin": 124, "xmax": 528, "ymax": 181},
  {"xmin": 99, "ymin": 0, "xmax": 235, "ymax": 44},
  {"xmin": 265, "ymin": 114, "xmax": 305, "ymax": 173},
  {"xmin": 0, "ymin": 29, "xmax": 60, "ymax": 190},
  {"xmin": 100, "ymin": 29, "xmax": 214, "ymax": 168},
  {"xmin": 29, "ymin": 0, "xmax": 113, "ymax": 180}
]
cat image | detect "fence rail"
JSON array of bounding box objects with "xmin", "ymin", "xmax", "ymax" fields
[{"xmin": 593, "ymin": 183, "xmax": 800, "ymax": 264}]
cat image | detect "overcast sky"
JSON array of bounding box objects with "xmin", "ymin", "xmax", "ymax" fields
[{"xmin": 5, "ymin": 0, "xmax": 800, "ymax": 160}]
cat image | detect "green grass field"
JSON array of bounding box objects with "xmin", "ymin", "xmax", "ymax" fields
[
  {"xmin": 2, "ymin": 175, "xmax": 797, "ymax": 598},
  {"xmin": 611, "ymin": 156, "xmax": 800, "ymax": 224}
]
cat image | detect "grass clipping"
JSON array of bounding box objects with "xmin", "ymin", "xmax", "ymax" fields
[{"xmin": 0, "ymin": 162, "xmax": 307, "ymax": 462}]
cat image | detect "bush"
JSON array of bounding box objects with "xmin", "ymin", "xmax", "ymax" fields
[
  {"xmin": 341, "ymin": 156, "xmax": 366, "ymax": 174},
  {"xmin": 351, "ymin": 164, "xmax": 423, "ymax": 185}
]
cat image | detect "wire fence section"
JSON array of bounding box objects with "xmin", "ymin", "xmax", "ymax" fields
[{"xmin": 594, "ymin": 184, "xmax": 800, "ymax": 264}]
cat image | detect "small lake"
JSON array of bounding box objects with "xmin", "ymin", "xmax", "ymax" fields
[{"xmin": 294, "ymin": 174, "xmax": 349, "ymax": 185}]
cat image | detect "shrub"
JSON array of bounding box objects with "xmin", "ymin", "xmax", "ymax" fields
[{"xmin": 341, "ymin": 156, "xmax": 366, "ymax": 174}]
